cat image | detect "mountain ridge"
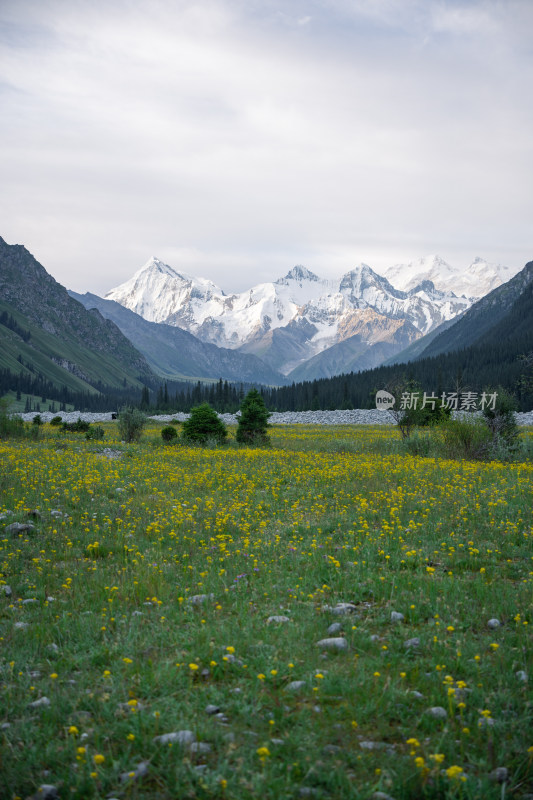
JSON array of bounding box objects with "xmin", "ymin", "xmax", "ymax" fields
[{"xmin": 106, "ymin": 254, "xmax": 490, "ymax": 378}]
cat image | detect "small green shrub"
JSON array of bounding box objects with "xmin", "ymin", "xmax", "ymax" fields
[
  {"xmin": 161, "ymin": 425, "xmax": 178, "ymax": 443},
  {"xmin": 401, "ymin": 430, "xmax": 433, "ymax": 457},
  {"xmin": 441, "ymin": 417, "xmax": 492, "ymax": 460},
  {"xmin": 62, "ymin": 417, "xmax": 91, "ymax": 433},
  {"xmin": 85, "ymin": 425, "xmax": 105, "ymax": 441},
  {"xmin": 0, "ymin": 399, "xmax": 26, "ymax": 440},
  {"xmin": 32, "ymin": 414, "xmax": 42, "ymax": 426},
  {"xmin": 50, "ymin": 416, "xmax": 63, "ymax": 426},
  {"xmin": 182, "ymin": 403, "xmax": 227, "ymax": 445},
  {"xmin": 117, "ymin": 406, "xmax": 146, "ymax": 443},
  {"xmin": 482, "ymin": 387, "xmax": 519, "ymax": 452}
]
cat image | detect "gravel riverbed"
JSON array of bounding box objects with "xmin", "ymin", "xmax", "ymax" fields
[{"xmin": 15, "ymin": 409, "xmax": 533, "ymax": 426}]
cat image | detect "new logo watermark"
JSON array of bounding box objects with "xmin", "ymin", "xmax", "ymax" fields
[
  {"xmin": 375, "ymin": 390, "xmax": 395, "ymax": 410},
  {"xmin": 375, "ymin": 390, "xmax": 497, "ymax": 411}
]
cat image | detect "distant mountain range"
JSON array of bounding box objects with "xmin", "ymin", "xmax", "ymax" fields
[
  {"xmin": 106, "ymin": 254, "xmax": 510, "ymax": 379},
  {"xmin": 263, "ymin": 258, "xmax": 533, "ymax": 412},
  {"xmin": 1, "ymin": 233, "xmax": 529, "ymax": 401}
]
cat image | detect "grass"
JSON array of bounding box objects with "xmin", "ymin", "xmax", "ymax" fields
[{"xmin": 0, "ymin": 422, "xmax": 532, "ymax": 799}]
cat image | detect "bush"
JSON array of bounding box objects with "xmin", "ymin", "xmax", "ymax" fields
[
  {"xmin": 182, "ymin": 403, "xmax": 227, "ymax": 445},
  {"xmin": 236, "ymin": 389, "xmax": 271, "ymax": 445},
  {"xmin": 401, "ymin": 430, "xmax": 433, "ymax": 457},
  {"xmin": 62, "ymin": 418, "xmax": 90, "ymax": 433},
  {"xmin": 161, "ymin": 425, "xmax": 178, "ymax": 443},
  {"xmin": 0, "ymin": 399, "xmax": 26, "ymax": 440},
  {"xmin": 441, "ymin": 417, "xmax": 492, "ymax": 460},
  {"xmin": 32, "ymin": 414, "xmax": 42, "ymax": 426},
  {"xmin": 50, "ymin": 416, "xmax": 63, "ymax": 426},
  {"xmin": 85, "ymin": 426, "xmax": 105, "ymax": 441},
  {"xmin": 117, "ymin": 406, "xmax": 146, "ymax": 443},
  {"xmin": 482, "ymin": 387, "xmax": 519, "ymax": 452}
]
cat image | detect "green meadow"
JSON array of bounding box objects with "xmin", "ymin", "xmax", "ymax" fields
[{"xmin": 0, "ymin": 422, "xmax": 532, "ymax": 799}]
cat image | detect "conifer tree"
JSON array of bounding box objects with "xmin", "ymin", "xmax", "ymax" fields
[{"xmin": 236, "ymin": 388, "xmax": 270, "ymax": 445}]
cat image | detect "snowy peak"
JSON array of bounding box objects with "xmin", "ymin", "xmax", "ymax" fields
[
  {"xmin": 278, "ymin": 265, "xmax": 321, "ymax": 285},
  {"xmin": 105, "ymin": 256, "xmax": 224, "ymax": 323},
  {"xmin": 382, "ymin": 254, "xmax": 519, "ymax": 298}
]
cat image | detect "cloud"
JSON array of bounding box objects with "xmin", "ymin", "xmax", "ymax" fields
[{"xmin": 0, "ymin": 0, "xmax": 531, "ymax": 294}]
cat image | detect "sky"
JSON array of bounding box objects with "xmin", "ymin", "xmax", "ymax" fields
[{"xmin": 1, "ymin": 0, "xmax": 532, "ymax": 295}]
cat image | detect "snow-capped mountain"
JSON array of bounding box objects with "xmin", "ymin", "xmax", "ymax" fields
[
  {"xmin": 384, "ymin": 255, "xmax": 517, "ymax": 298},
  {"xmin": 106, "ymin": 256, "xmax": 481, "ymax": 377},
  {"xmin": 105, "ymin": 257, "xmax": 224, "ymax": 323}
]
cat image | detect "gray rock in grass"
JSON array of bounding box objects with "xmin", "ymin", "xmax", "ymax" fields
[
  {"xmin": 1, "ymin": 585, "xmax": 12, "ymax": 597},
  {"xmin": 316, "ymin": 637, "xmax": 348, "ymax": 651},
  {"xmin": 327, "ymin": 622, "xmax": 342, "ymax": 635},
  {"xmin": 189, "ymin": 593, "xmax": 215, "ymax": 605},
  {"xmin": 404, "ymin": 637, "xmax": 420, "ymax": 649},
  {"xmin": 5, "ymin": 522, "xmax": 35, "ymax": 535},
  {"xmin": 490, "ymin": 767, "xmax": 508, "ymax": 783},
  {"xmin": 328, "ymin": 603, "xmax": 357, "ymax": 615},
  {"xmin": 33, "ymin": 786, "xmax": 59, "ymax": 800},
  {"xmin": 189, "ymin": 741, "xmax": 212, "ymax": 754},
  {"xmin": 205, "ymin": 704, "xmax": 220, "ymax": 715},
  {"xmin": 267, "ymin": 615, "xmax": 290, "ymax": 624},
  {"xmin": 426, "ymin": 706, "xmax": 447, "ymax": 719},
  {"xmin": 487, "ymin": 618, "xmax": 501, "ymax": 629},
  {"xmin": 516, "ymin": 670, "xmax": 528, "ymax": 682},
  {"xmin": 120, "ymin": 761, "xmax": 149, "ymax": 782},
  {"xmin": 14, "ymin": 622, "xmax": 29, "ymax": 630},
  {"xmin": 285, "ymin": 680, "xmax": 307, "ymax": 692},
  {"xmin": 390, "ymin": 611, "xmax": 404, "ymax": 622},
  {"xmin": 29, "ymin": 696, "xmax": 51, "ymax": 709},
  {"xmin": 154, "ymin": 730, "xmax": 195, "ymax": 746}
]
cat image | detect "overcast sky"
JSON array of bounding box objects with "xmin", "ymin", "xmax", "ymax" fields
[{"xmin": 1, "ymin": 0, "xmax": 532, "ymax": 295}]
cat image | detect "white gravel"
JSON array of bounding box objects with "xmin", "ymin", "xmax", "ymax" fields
[{"xmin": 14, "ymin": 409, "xmax": 533, "ymax": 425}]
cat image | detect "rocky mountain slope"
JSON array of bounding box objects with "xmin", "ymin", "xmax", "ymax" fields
[
  {"xmin": 0, "ymin": 236, "xmax": 153, "ymax": 393},
  {"xmin": 70, "ymin": 291, "xmax": 286, "ymax": 385}
]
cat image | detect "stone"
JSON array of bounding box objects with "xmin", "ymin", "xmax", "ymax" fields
[
  {"xmin": 267, "ymin": 615, "xmax": 290, "ymax": 624},
  {"xmin": 490, "ymin": 767, "xmax": 508, "ymax": 783},
  {"xmin": 189, "ymin": 593, "xmax": 215, "ymax": 605},
  {"xmin": 316, "ymin": 637, "xmax": 348, "ymax": 651},
  {"xmin": 478, "ymin": 716, "xmax": 495, "ymax": 728},
  {"xmin": 29, "ymin": 696, "xmax": 51, "ymax": 709},
  {"xmin": 205, "ymin": 704, "xmax": 220, "ymax": 715},
  {"xmin": 34, "ymin": 786, "xmax": 58, "ymax": 800},
  {"xmin": 487, "ymin": 618, "xmax": 501, "ymax": 629},
  {"xmin": 327, "ymin": 622, "xmax": 342, "ymax": 635},
  {"xmin": 120, "ymin": 761, "xmax": 149, "ymax": 782},
  {"xmin": 154, "ymin": 730, "xmax": 195, "ymax": 746},
  {"xmin": 6, "ymin": 522, "xmax": 35, "ymax": 535},
  {"xmin": 426, "ymin": 706, "xmax": 447, "ymax": 719},
  {"xmin": 285, "ymin": 680, "xmax": 307, "ymax": 692},
  {"xmin": 22, "ymin": 598, "xmax": 38, "ymax": 605},
  {"xmin": 404, "ymin": 637, "xmax": 420, "ymax": 649},
  {"xmin": 390, "ymin": 611, "xmax": 404, "ymax": 622},
  {"xmin": 328, "ymin": 602, "xmax": 357, "ymax": 615},
  {"xmin": 411, "ymin": 691, "xmax": 424, "ymax": 699},
  {"xmin": 189, "ymin": 742, "xmax": 212, "ymax": 754},
  {"xmin": 516, "ymin": 670, "xmax": 528, "ymax": 682},
  {"xmin": 1, "ymin": 585, "xmax": 12, "ymax": 597},
  {"xmin": 14, "ymin": 622, "xmax": 29, "ymax": 630}
]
